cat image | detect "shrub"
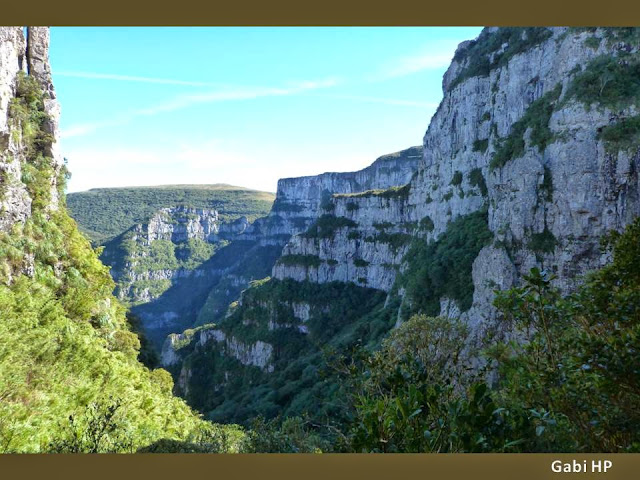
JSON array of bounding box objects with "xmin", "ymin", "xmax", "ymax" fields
[
  {"xmin": 563, "ymin": 55, "xmax": 640, "ymax": 110},
  {"xmin": 398, "ymin": 209, "xmax": 493, "ymax": 317},
  {"xmin": 527, "ymin": 227, "xmax": 557, "ymax": 253},
  {"xmin": 353, "ymin": 258, "xmax": 369, "ymax": 268},
  {"xmin": 597, "ymin": 115, "xmax": 640, "ymax": 153},
  {"xmin": 301, "ymin": 215, "xmax": 357, "ymax": 239},
  {"xmin": 490, "ymin": 84, "xmax": 562, "ymax": 169},
  {"xmin": 450, "ymin": 170, "xmax": 464, "ymax": 186},
  {"xmin": 277, "ymin": 254, "xmax": 323, "ymax": 268},
  {"xmin": 584, "ymin": 36, "xmax": 601, "ymax": 49},
  {"xmin": 419, "ymin": 216, "xmax": 434, "ymax": 232},
  {"xmin": 473, "ymin": 139, "xmax": 489, "ymax": 153},
  {"xmin": 450, "ymin": 28, "xmax": 553, "ymax": 89},
  {"xmin": 469, "ymin": 168, "xmax": 488, "ymax": 197}
]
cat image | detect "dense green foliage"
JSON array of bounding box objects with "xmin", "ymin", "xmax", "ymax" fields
[
  {"xmin": 301, "ymin": 214, "xmax": 357, "ymax": 239},
  {"xmin": 332, "ymin": 217, "xmax": 640, "ymax": 452},
  {"xmin": 450, "ymin": 170, "xmax": 463, "ymax": 186},
  {"xmin": 67, "ymin": 185, "xmax": 274, "ymax": 245},
  {"xmin": 490, "ymin": 85, "xmax": 562, "ymax": 169},
  {"xmin": 563, "ymin": 54, "xmax": 640, "ymax": 110},
  {"xmin": 489, "ymin": 220, "xmax": 640, "ymax": 452},
  {"xmin": 0, "ymin": 71, "xmax": 244, "ymax": 452},
  {"xmin": 527, "ymin": 227, "xmax": 557, "ymax": 253},
  {"xmin": 450, "ymin": 28, "xmax": 553, "ymax": 89},
  {"xmin": 597, "ymin": 115, "xmax": 640, "ymax": 153},
  {"xmin": 278, "ymin": 254, "xmax": 323, "ymax": 268},
  {"xmin": 366, "ymin": 231, "xmax": 412, "ymax": 254},
  {"xmin": 472, "ymin": 139, "xmax": 489, "ymax": 153},
  {"xmin": 469, "ymin": 168, "xmax": 488, "ymax": 197},
  {"xmin": 345, "ymin": 315, "xmax": 511, "ymax": 452},
  {"xmin": 171, "ymin": 279, "xmax": 397, "ymax": 427},
  {"xmin": 398, "ymin": 210, "xmax": 493, "ymax": 317}
]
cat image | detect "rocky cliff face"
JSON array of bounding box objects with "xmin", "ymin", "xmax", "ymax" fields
[
  {"xmin": 241, "ymin": 146, "xmax": 422, "ymax": 246},
  {"xmin": 104, "ymin": 205, "xmax": 249, "ymax": 300},
  {"xmin": 100, "ymin": 205, "xmax": 268, "ymax": 344},
  {"xmin": 163, "ymin": 28, "xmax": 640, "ymax": 422},
  {"xmin": 0, "ymin": 27, "xmax": 63, "ymax": 238},
  {"xmin": 274, "ymin": 27, "xmax": 640, "ymax": 339}
]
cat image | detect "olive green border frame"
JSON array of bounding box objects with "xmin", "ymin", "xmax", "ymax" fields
[
  {"xmin": 1, "ymin": 454, "xmax": 639, "ymax": 479},
  {"xmin": 2, "ymin": 0, "xmax": 640, "ymax": 25}
]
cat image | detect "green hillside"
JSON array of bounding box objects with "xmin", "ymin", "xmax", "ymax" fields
[
  {"xmin": 0, "ymin": 71, "xmax": 244, "ymax": 453},
  {"xmin": 67, "ymin": 184, "xmax": 275, "ymax": 245}
]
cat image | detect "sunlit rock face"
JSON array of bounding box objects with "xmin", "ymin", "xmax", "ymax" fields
[{"xmin": 274, "ymin": 27, "xmax": 640, "ymax": 340}]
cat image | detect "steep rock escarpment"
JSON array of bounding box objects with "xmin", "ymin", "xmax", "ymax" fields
[
  {"xmin": 165, "ymin": 27, "xmax": 640, "ymax": 424},
  {"xmin": 275, "ymin": 27, "xmax": 640, "ymax": 338},
  {"xmin": 100, "ymin": 148, "xmax": 420, "ymax": 345},
  {"xmin": 0, "ymin": 27, "xmax": 63, "ymax": 238},
  {"xmin": 100, "ymin": 205, "xmax": 273, "ymax": 345},
  {"xmin": 241, "ymin": 146, "xmax": 422, "ymax": 246}
]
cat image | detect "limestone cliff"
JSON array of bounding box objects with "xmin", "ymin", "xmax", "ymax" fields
[
  {"xmin": 274, "ymin": 27, "xmax": 640, "ymax": 340},
  {"xmin": 165, "ymin": 27, "xmax": 640, "ymax": 423},
  {"xmin": 0, "ymin": 27, "xmax": 63, "ymax": 238},
  {"xmin": 241, "ymin": 146, "xmax": 422, "ymax": 246}
]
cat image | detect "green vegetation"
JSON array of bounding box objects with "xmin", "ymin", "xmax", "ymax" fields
[
  {"xmin": 419, "ymin": 216, "xmax": 434, "ymax": 232},
  {"xmin": 353, "ymin": 258, "xmax": 369, "ymax": 268},
  {"xmin": 490, "ymin": 84, "xmax": 562, "ymax": 169},
  {"xmin": 563, "ymin": 55, "xmax": 640, "ymax": 110},
  {"xmin": 527, "ymin": 227, "xmax": 557, "ymax": 253},
  {"xmin": 373, "ymin": 222, "xmax": 394, "ymax": 230},
  {"xmin": 334, "ymin": 184, "xmax": 411, "ymax": 201},
  {"xmin": 450, "ymin": 28, "xmax": 553, "ymax": 89},
  {"xmin": 450, "ymin": 170, "xmax": 463, "ymax": 186},
  {"xmin": 472, "ymin": 138, "xmax": 489, "ymax": 153},
  {"xmin": 272, "ymin": 197, "xmax": 303, "ymax": 213},
  {"xmin": 277, "ymin": 254, "xmax": 323, "ymax": 268},
  {"xmin": 337, "ymin": 217, "xmax": 640, "ymax": 452},
  {"xmin": 366, "ymin": 232, "xmax": 412, "ymax": 254},
  {"xmin": 0, "ymin": 71, "xmax": 243, "ymax": 452},
  {"xmin": 67, "ymin": 185, "xmax": 274, "ymax": 245},
  {"xmin": 540, "ymin": 166, "xmax": 553, "ymax": 202},
  {"xmin": 597, "ymin": 115, "xmax": 640, "ymax": 153},
  {"xmin": 301, "ymin": 215, "xmax": 357, "ymax": 239},
  {"xmin": 174, "ymin": 279, "xmax": 394, "ymax": 426},
  {"xmin": 584, "ymin": 36, "xmax": 601, "ymax": 49},
  {"xmin": 481, "ymin": 111, "xmax": 491, "ymax": 122},
  {"xmin": 469, "ymin": 168, "xmax": 488, "ymax": 197},
  {"xmin": 398, "ymin": 210, "xmax": 493, "ymax": 317}
]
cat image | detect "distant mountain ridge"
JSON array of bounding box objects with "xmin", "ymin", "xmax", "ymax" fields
[{"xmin": 67, "ymin": 184, "xmax": 275, "ymax": 245}]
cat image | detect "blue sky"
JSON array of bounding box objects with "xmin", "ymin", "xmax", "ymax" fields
[{"xmin": 50, "ymin": 27, "xmax": 483, "ymax": 193}]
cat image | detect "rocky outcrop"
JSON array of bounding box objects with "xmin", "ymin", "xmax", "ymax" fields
[
  {"xmin": 0, "ymin": 26, "xmax": 63, "ymax": 264},
  {"xmin": 163, "ymin": 27, "xmax": 640, "ymax": 424},
  {"xmin": 161, "ymin": 325, "xmax": 274, "ymax": 372},
  {"xmin": 273, "ymin": 27, "xmax": 640, "ymax": 339},
  {"xmin": 241, "ymin": 146, "xmax": 422, "ymax": 247},
  {"xmin": 1, "ymin": 27, "xmax": 64, "ymax": 232},
  {"xmin": 103, "ymin": 206, "xmax": 249, "ymax": 300}
]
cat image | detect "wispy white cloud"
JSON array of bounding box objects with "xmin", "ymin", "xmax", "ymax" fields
[
  {"xmin": 317, "ymin": 93, "xmax": 439, "ymax": 109},
  {"xmin": 135, "ymin": 77, "xmax": 341, "ymax": 116},
  {"xmin": 369, "ymin": 40, "xmax": 460, "ymax": 81},
  {"xmin": 56, "ymin": 71, "xmax": 229, "ymax": 88},
  {"xmin": 60, "ymin": 77, "xmax": 341, "ymax": 139}
]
